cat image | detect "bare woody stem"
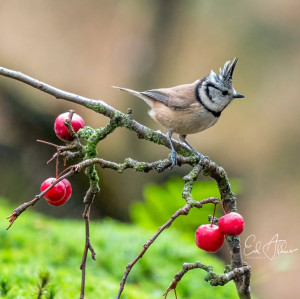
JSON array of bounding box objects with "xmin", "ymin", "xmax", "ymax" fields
[
  {"xmin": 0, "ymin": 66, "xmax": 193, "ymax": 157},
  {"xmin": 199, "ymin": 159, "xmax": 250, "ymax": 297},
  {"xmin": 6, "ymin": 170, "xmax": 74, "ymax": 229},
  {"xmin": 79, "ymin": 149, "xmax": 100, "ymax": 299},
  {"xmin": 117, "ymin": 197, "xmax": 220, "ymax": 299},
  {"xmin": 80, "ymin": 184, "xmax": 98, "ymax": 299},
  {"xmin": 5, "ymin": 155, "xmax": 198, "ymax": 230},
  {"xmin": 116, "ymin": 204, "xmax": 191, "ymax": 299},
  {"xmin": 164, "ymin": 262, "xmax": 251, "ymax": 298}
]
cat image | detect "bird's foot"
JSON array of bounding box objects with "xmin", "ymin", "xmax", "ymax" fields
[
  {"xmin": 168, "ymin": 150, "xmax": 178, "ymax": 168},
  {"xmin": 193, "ymin": 150, "xmax": 209, "ymax": 161}
]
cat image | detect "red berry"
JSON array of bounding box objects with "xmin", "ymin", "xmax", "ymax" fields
[
  {"xmin": 46, "ymin": 179, "xmax": 72, "ymax": 206},
  {"xmin": 195, "ymin": 224, "xmax": 225, "ymax": 252},
  {"xmin": 54, "ymin": 112, "xmax": 85, "ymax": 142},
  {"xmin": 41, "ymin": 178, "xmax": 66, "ymax": 206},
  {"xmin": 218, "ymin": 212, "xmax": 244, "ymax": 236},
  {"xmin": 61, "ymin": 179, "xmax": 72, "ymax": 202}
]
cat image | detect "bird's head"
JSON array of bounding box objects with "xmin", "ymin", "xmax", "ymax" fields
[{"xmin": 198, "ymin": 58, "xmax": 245, "ymax": 114}]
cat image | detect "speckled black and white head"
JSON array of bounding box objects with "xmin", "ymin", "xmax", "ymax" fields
[{"xmin": 196, "ymin": 58, "xmax": 245, "ymax": 117}]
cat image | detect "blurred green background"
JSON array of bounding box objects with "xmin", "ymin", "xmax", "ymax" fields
[
  {"xmin": 0, "ymin": 1, "xmax": 299, "ymax": 298},
  {"xmin": 0, "ymin": 197, "xmax": 239, "ymax": 298}
]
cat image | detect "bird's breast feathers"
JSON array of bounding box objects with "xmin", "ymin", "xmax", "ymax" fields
[{"xmin": 149, "ymin": 101, "xmax": 218, "ymax": 135}]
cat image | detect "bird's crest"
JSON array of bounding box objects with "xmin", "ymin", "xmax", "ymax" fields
[{"xmin": 208, "ymin": 58, "xmax": 238, "ymax": 88}]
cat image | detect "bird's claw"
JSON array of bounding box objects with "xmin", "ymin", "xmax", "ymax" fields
[
  {"xmin": 193, "ymin": 151, "xmax": 209, "ymax": 161},
  {"xmin": 169, "ymin": 150, "xmax": 178, "ymax": 168}
]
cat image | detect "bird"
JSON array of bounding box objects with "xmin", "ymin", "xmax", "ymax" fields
[{"xmin": 113, "ymin": 57, "xmax": 245, "ymax": 166}]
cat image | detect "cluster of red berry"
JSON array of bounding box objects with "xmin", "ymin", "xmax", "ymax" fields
[
  {"xmin": 40, "ymin": 112, "xmax": 85, "ymax": 206},
  {"xmin": 195, "ymin": 212, "xmax": 244, "ymax": 252}
]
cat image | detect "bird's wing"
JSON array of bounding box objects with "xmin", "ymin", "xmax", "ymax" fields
[{"xmin": 141, "ymin": 81, "xmax": 199, "ymax": 110}]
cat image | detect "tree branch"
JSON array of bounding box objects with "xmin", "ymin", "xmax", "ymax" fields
[
  {"xmin": 5, "ymin": 154, "xmax": 198, "ymax": 230},
  {"xmin": 6, "ymin": 170, "xmax": 74, "ymax": 230},
  {"xmin": 80, "ymin": 184, "xmax": 98, "ymax": 299},
  {"xmin": 117, "ymin": 197, "xmax": 220, "ymax": 299},
  {"xmin": 0, "ymin": 66, "xmax": 193, "ymax": 157},
  {"xmin": 164, "ymin": 262, "xmax": 251, "ymax": 298},
  {"xmin": 197, "ymin": 157, "xmax": 249, "ymax": 296}
]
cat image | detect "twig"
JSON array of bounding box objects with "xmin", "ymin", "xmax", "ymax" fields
[
  {"xmin": 6, "ymin": 170, "xmax": 74, "ymax": 229},
  {"xmin": 79, "ymin": 192, "xmax": 97, "ymax": 299},
  {"xmin": 80, "ymin": 164, "xmax": 99, "ymax": 299},
  {"xmin": 239, "ymin": 262, "xmax": 252, "ymax": 299},
  {"xmin": 37, "ymin": 139, "xmax": 84, "ymax": 164},
  {"xmin": 116, "ymin": 203, "xmax": 191, "ymax": 299},
  {"xmin": 0, "ymin": 66, "xmax": 194, "ymax": 157},
  {"xmin": 6, "ymin": 155, "xmax": 196, "ymax": 230},
  {"xmin": 182, "ymin": 163, "xmax": 203, "ymax": 203},
  {"xmin": 117, "ymin": 196, "xmax": 221, "ymax": 299},
  {"xmin": 164, "ymin": 262, "xmax": 251, "ymax": 298},
  {"xmin": 64, "ymin": 110, "xmax": 75, "ymax": 137}
]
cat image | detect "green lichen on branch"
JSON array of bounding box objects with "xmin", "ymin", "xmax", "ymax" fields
[
  {"xmin": 83, "ymin": 164, "xmax": 100, "ymax": 206},
  {"xmin": 199, "ymin": 159, "xmax": 237, "ymax": 212},
  {"xmin": 113, "ymin": 110, "xmax": 132, "ymax": 128},
  {"xmin": 182, "ymin": 163, "xmax": 202, "ymax": 202},
  {"xmin": 129, "ymin": 160, "xmax": 149, "ymax": 172},
  {"xmin": 86, "ymin": 101, "xmax": 194, "ymax": 158},
  {"xmin": 118, "ymin": 157, "xmax": 172, "ymax": 173},
  {"xmin": 85, "ymin": 165, "xmax": 99, "ymax": 185},
  {"xmin": 78, "ymin": 126, "xmax": 101, "ymax": 159},
  {"xmin": 77, "ymin": 126, "xmax": 101, "ymax": 196},
  {"xmin": 164, "ymin": 262, "xmax": 251, "ymax": 297},
  {"xmin": 86, "ymin": 103, "xmax": 108, "ymax": 116}
]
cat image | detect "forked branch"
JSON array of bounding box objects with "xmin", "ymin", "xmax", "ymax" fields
[
  {"xmin": 164, "ymin": 262, "xmax": 251, "ymax": 298},
  {"xmin": 117, "ymin": 197, "xmax": 220, "ymax": 299},
  {"xmin": 80, "ymin": 183, "xmax": 98, "ymax": 299}
]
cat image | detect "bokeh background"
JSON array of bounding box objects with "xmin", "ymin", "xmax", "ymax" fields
[{"xmin": 0, "ymin": 1, "xmax": 299, "ymax": 298}]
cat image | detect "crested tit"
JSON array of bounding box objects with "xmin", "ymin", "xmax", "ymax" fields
[{"xmin": 113, "ymin": 58, "xmax": 244, "ymax": 166}]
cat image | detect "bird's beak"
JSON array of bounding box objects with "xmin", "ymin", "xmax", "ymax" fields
[{"xmin": 233, "ymin": 93, "xmax": 245, "ymax": 99}]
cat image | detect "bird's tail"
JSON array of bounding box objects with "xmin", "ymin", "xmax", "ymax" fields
[
  {"xmin": 112, "ymin": 86, "xmax": 142, "ymax": 97},
  {"xmin": 112, "ymin": 86, "xmax": 153, "ymax": 107}
]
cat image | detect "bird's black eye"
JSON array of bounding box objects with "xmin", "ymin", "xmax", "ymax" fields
[{"xmin": 222, "ymin": 90, "xmax": 228, "ymax": 95}]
